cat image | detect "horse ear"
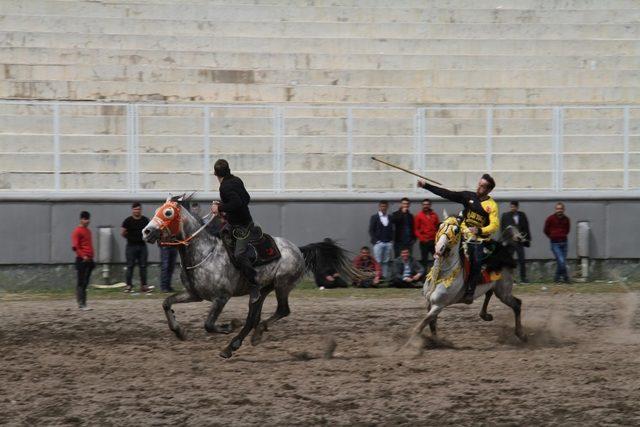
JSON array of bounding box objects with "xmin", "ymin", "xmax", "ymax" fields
[{"xmin": 165, "ymin": 194, "xmax": 171, "ymax": 203}]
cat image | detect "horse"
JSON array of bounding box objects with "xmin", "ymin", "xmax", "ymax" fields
[
  {"xmin": 142, "ymin": 195, "xmax": 360, "ymax": 358},
  {"xmin": 412, "ymin": 216, "xmax": 527, "ymax": 343}
]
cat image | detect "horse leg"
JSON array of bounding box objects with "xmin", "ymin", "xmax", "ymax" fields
[
  {"xmin": 219, "ymin": 287, "xmax": 271, "ymax": 358},
  {"xmin": 252, "ymin": 283, "xmax": 290, "ymax": 346},
  {"xmin": 428, "ymin": 318, "xmax": 437, "ymax": 337},
  {"xmin": 495, "ymin": 283, "xmax": 526, "ymax": 342},
  {"xmin": 412, "ymin": 303, "xmax": 444, "ymax": 337},
  {"xmin": 163, "ymin": 291, "xmax": 201, "ymax": 341},
  {"xmin": 204, "ymin": 294, "xmax": 232, "ymax": 334},
  {"xmin": 479, "ymin": 290, "xmax": 494, "ymax": 321}
]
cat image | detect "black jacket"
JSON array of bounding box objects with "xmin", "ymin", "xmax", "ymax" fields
[
  {"xmin": 391, "ymin": 210, "xmax": 415, "ymax": 245},
  {"xmin": 368, "ymin": 213, "xmax": 393, "ymax": 245},
  {"xmin": 501, "ymin": 211, "xmax": 531, "ymax": 247},
  {"xmin": 218, "ymin": 175, "xmax": 252, "ymax": 226}
]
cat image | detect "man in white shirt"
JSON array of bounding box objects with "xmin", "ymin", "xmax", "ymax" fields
[{"xmin": 368, "ymin": 200, "xmax": 394, "ymax": 281}]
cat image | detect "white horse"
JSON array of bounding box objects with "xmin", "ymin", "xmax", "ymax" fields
[{"xmin": 412, "ymin": 216, "xmax": 526, "ymax": 342}]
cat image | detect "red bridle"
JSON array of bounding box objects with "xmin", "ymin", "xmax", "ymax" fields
[{"xmin": 150, "ymin": 201, "xmax": 189, "ymax": 246}]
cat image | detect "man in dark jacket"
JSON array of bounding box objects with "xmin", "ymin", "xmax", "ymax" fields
[
  {"xmin": 368, "ymin": 200, "xmax": 393, "ymax": 280},
  {"xmin": 390, "ymin": 248, "xmax": 424, "ymax": 288},
  {"xmin": 544, "ymin": 202, "xmax": 571, "ymax": 283},
  {"xmin": 501, "ymin": 201, "xmax": 531, "ymax": 283},
  {"xmin": 391, "ymin": 197, "xmax": 415, "ymax": 257},
  {"xmin": 210, "ymin": 159, "xmax": 260, "ymax": 303}
]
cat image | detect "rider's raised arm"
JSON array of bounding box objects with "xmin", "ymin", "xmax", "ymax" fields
[{"xmin": 420, "ymin": 181, "xmax": 467, "ymax": 205}]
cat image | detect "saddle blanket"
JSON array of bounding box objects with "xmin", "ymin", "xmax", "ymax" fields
[{"xmin": 463, "ymin": 257, "xmax": 502, "ymax": 285}]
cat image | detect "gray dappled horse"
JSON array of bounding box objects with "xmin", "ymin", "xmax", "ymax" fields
[
  {"xmin": 412, "ymin": 216, "xmax": 527, "ymax": 343},
  {"xmin": 142, "ymin": 195, "xmax": 360, "ymax": 358}
]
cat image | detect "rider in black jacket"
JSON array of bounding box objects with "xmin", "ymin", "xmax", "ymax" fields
[{"xmin": 210, "ymin": 159, "xmax": 260, "ymax": 303}]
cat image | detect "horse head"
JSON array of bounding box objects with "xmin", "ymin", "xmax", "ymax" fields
[
  {"xmin": 142, "ymin": 195, "xmax": 186, "ymax": 244},
  {"xmin": 434, "ymin": 216, "xmax": 462, "ymax": 258}
]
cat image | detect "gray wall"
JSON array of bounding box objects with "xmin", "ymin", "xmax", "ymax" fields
[{"xmin": 1, "ymin": 198, "xmax": 638, "ymax": 265}]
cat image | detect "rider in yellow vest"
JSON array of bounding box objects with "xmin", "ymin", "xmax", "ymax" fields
[{"xmin": 417, "ymin": 174, "xmax": 499, "ymax": 304}]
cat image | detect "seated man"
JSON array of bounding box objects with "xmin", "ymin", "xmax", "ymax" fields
[
  {"xmin": 352, "ymin": 246, "xmax": 381, "ymax": 288},
  {"xmin": 314, "ymin": 268, "xmax": 349, "ymax": 289},
  {"xmin": 390, "ymin": 248, "xmax": 425, "ymax": 288}
]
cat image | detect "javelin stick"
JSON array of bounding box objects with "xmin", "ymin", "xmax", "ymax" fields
[{"xmin": 371, "ymin": 156, "xmax": 442, "ymax": 186}]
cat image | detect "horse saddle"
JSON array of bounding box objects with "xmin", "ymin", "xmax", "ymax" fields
[{"xmin": 220, "ymin": 224, "xmax": 281, "ymax": 267}]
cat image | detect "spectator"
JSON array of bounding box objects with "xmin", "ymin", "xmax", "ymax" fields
[
  {"xmin": 390, "ymin": 248, "xmax": 424, "ymax": 288},
  {"xmin": 121, "ymin": 202, "xmax": 151, "ymax": 293},
  {"xmin": 414, "ymin": 198, "xmax": 440, "ymax": 271},
  {"xmin": 368, "ymin": 200, "xmax": 393, "ymax": 280},
  {"xmin": 159, "ymin": 246, "xmax": 177, "ymax": 293},
  {"xmin": 391, "ymin": 197, "xmax": 415, "ymax": 257},
  {"xmin": 314, "ymin": 268, "xmax": 348, "ymax": 289},
  {"xmin": 544, "ymin": 202, "xmax": 571, "ymax": 283},
  {"xmin": 352, "ymin": 246, "xmax": 381, "ymax": 288},
  {"xmin": 71, "ymin": 211, "xmax": 95, "ymax": 310},
  {"xmin": 190, "ymin": 201, "xmax": 201, "ymax": 219},
  {"xmin": 501, "ymin": 201, "xmax": 531, "ymax": 283}
]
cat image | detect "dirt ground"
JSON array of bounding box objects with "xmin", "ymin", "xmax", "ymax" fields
[{"xmin": 1, "ymin": 290, "xmax": 639, "ymax": 426}]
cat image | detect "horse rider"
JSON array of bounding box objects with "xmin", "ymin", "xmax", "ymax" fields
[
  {"xmin": 210, "ymin": 159, "xmax": 261, "ymax": 304},
  {"xmin": 417, "ymin": 174, "xmax": 499, "ymax": 304}
]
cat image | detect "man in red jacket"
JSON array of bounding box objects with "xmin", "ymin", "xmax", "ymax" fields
[
  {"xmin": 71, "ymin": 211, "xmax": 95, "ymax": 310},
  {"xmin": 543, "ymin": 202, "xmax": 571, "ymax": 283},
  {"xmin": 414, "ymin": 199, "xmax": 440, "ymax": 271}
]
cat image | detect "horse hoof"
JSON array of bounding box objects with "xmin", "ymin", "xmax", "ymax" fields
[
  {"xmin": 480, "ymin": 313, "xmax": 493, "ymax": 322},
  {"xmin": 517, "ymin": 332, "xmax": 528, "ymax": 343},
  {"xmin": 219, "ymin": 348, "xmax": 233, "ymax": 359},
  {"xmin": 174, "ymin": 326, "xmax": 187, "ymax": 341}
]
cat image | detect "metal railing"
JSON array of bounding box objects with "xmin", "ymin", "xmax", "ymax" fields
[{"xmin": 0, "ymin": 100, "xmax": 638, "ymax": 199}]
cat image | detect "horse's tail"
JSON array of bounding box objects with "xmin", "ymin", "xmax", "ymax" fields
[{"xmin": 298, "ymin": 238, "xmax": 367, "ymax": 282}]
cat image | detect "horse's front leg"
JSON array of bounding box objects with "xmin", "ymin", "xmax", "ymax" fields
[
  {"xmin": 163, "ymin": 291, "xmax": 202, "ymax": 340},
  {"xmin": 204, "ymin": 294, "xmax": 233, "ymax": 334},
  {"xmin": 220, "ymin": 291, "xmax": 268, "ymax": 358},
  {"xmin": 479, "ymin": 289, "xmax": 494, "ymax": 321}
]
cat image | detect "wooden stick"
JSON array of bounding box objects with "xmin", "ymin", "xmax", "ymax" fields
[{"xmin": 371, "ymin": 156, "xmax": 442, "ymax": 185}]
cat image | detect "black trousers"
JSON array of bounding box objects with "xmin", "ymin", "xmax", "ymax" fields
[
  {"xmin": 125, "ymin": 244, "xmax": 148, "ymax": 288},
  {"xmin": 419, "ymin": 240, "xmax": 436, "ymax": 270},
  {"xmin": 75, "ymin": 257, "xmax": 95, "ymax": 307},
  {"xmin": 390, "ymin": 277, "xmax": 423, "ymax": 288},
  {"xmin": 514, "ymin": 243, "xmax": 527, "ymax": 281}
]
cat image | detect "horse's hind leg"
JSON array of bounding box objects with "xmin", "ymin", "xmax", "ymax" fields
[
  {"xmin": 495, "ymin": 282, "xmax": 526, "ymax": 342},
  {"xmin": 163, "ymin": 291, "xmax": 201, "ymax": 341},
  {"xmin": 251, "ymin": 283, "xmax": 292, "ymax": 346},
  {"xmin": 204, "ymin": 294, "xmax": 232, "ymax": 334},
  {"xmin": 220, "ymin": 285, "xmax": 273, "ymax": 358},
  {"xmin": 479, "ymin": 290, "xmax": 494, "ymax": 321}
]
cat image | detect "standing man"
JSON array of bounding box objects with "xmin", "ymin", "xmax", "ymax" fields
[
  {"xmin": 414, "ymin": 198, "xmax": 440, "ymax": 271},
  {"xmin": 71, "ymin": 211, "xmax": 95, "ymax": 310},
  {"xmin": 209, "ymin": 159, "xmax": 261, "ymax": 303},
  {"xmin": 121, "ymin": 202, "xmax": 151, "ymax": 293},
  {"xmin": 544, "ymin": 202, "xmax": 571, "ymax": 283},
  {"xmin": 417, "ymin": 174, "xmax": 499, "ymax": 304},
  {"xmin": 391, "ymin": 197, "xmax": 415, "ymax": 257},
  {"xmin": 159, "ymin": 245, "xmax": 177, "ymax": 293},
  {"xmin": 501, "ymin": 201, "xmax": 531, "ymax": 283},
  {"xmin": 368, "ymin": 200, "xmax": 394, "ymax": 281}
]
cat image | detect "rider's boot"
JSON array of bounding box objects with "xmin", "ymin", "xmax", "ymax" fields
[{"xmin": 238, "ymin": 257, "xmax": 261, "ymax": 304}]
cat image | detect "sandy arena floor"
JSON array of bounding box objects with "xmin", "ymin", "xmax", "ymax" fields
[{"xmin": 1, "ymin": 291, "xmax": 639, "ymax": 426}]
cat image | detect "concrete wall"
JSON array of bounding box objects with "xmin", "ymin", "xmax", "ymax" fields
[
  {"xmin": 1, "ymin": 198, "xmax": 637, "ymax": 265},
  {"xmin": 1, "ymin": 0, "xmax": 639, "ymax": 104}
]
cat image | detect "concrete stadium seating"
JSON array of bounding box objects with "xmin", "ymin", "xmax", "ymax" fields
[{"xmin": 0, "ymin": 0, "xmax": 638, "ymax": 192}]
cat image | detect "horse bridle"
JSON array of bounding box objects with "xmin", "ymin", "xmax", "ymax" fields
[{"xmin": 151, "ymin": 201, "xmax": 212, "ymax": 247}]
